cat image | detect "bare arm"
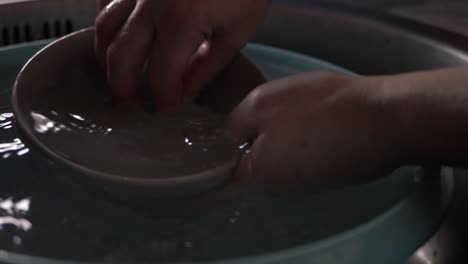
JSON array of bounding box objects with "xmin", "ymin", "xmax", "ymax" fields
[
  {"xmin": 227, "ymin": 66, "xmax": 468, "ymax": 193},
  {"xmin": 376, "ymin": 66, "xmax": 468, "ymax": 167}
]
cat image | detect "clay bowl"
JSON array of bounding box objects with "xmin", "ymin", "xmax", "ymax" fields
[{"xmin": 12, "ymin": 28, "xmax": 266, "ymax": 199}]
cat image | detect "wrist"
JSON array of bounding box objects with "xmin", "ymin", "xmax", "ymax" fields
[
  {"xmin": 371, "ymin": 67, "xmax": 468, "ymax": 166},
  {"xmin": 360, "ymin": 76, "xmax": 412, "ymax": 168}
]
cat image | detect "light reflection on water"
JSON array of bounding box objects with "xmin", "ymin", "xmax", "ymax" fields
[
  {"xmin": 0, "ymin": 113, "xmax": 30, "ymax": 159},
  {"xmin": 0, "ymin": 113, "xmax": 33, "ymax": 241},
  {"xmin": 31, "ymin": 111, "xmax": 113, "ymax": 136},
  {"xmin": 0, "ymin": 111, "xmax": 421, "ymax": 262},
  {"xmin": 0, "ymin": 197, "xmax": 32, "ymax": 231}
]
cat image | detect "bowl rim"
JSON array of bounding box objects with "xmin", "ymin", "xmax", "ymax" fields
[
  {"xmin": 4, "ymin": 22, "xmax": 453, "ymax": 264},
  {"xmin": 11, "ymin": 27, "xmax": 265, "ymax": 188}
]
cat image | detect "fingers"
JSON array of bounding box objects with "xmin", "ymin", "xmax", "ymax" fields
[
  {"xmin": 105, "ymin": 6, "xmax": 153, "ymax": 104},
  {"xmin": 183, "ymin": 38, "xmax": 240, "ymax": 99},
  {"xmin": 95, "ymin": 0, "xmax": 136, "ymax": 68},
  {"xmin": 226, "ymin": 88, "xmax": 262, "ymax": 143},
  {"xmin": 147, "ymin": 29, "xmax": 206, "ymax": 111}
]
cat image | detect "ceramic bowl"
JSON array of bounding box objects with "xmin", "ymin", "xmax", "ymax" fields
[{"xmin": 12, "ymin": 28, "xmax": 266, "ymax": 199}]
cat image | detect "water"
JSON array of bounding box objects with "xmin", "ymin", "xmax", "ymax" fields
[
  {"xmin": 0, "ymin": 111, "xmax": 419, "ymax": 262},
  {"xmin": 0, "ymin": 43, "xmax": 422, "ymax": 263},
  {"xmin": 28, "ymin": 106, "xmax": 237, "ymax": 180}
]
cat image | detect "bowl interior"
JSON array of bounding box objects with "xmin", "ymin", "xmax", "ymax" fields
[{"xmin": 12, "ymin": 28, "xmax": 266, "ymax": 183}]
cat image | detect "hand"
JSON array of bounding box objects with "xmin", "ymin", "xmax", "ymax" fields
[
  {"xmin": 227, "ymin": 71, "xmax": 404, "ymax": 194},
  {"xmin": 95, "ymin": 0, "xmax": 271, "ymax": 110}
]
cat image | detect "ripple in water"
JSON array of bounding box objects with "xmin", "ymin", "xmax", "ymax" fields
[
  {"xmin": 31, "ymin": 112, "xmax": 113, "ymax": 135},
  {"xmin": 0, "ymin": 197, "xmax": 32, "ymax": 231},
  {"xmin": 0, "ymin": 113, "xmax": 30, "ymax": 159},
  {"xmin": 0, "ymin": 113, "xmax": 33, "ymax": 233}
]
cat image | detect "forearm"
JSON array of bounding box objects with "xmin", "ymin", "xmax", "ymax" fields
[{"xmin": 376, "ymin": 66, "xmax": 468, "ymax": 166}]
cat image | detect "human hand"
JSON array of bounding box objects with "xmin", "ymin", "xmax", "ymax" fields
[
  {"xmin": 227, "ymin": 71, "xmax": 404, "ymax": 194},
  {"xmin": 95, "ymin": 0, "xmax": 270, "ymax": 110}
]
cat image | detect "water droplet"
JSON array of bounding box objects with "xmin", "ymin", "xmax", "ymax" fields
[
  {"xmin": 184, "ymin": 137, "xmax": 193, "ymax": 146},
  {"xmin": 239, "ymin": 142, "xmax": 249, "ymax": 150}
]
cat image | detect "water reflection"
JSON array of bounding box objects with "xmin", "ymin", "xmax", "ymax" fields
[
  {"xmin": 0, "ymin": 113, "xmax": 31, "ymax": 159},
  {"xmin": 31, "ymin": 111, "xmax": 113, "ymax": 136},
  {"xmin": 0, "ymin": 217, "xmax": 31, "ymax": 231},
  {"xmin": 0, "ymin": 138, "xmax": 29, "ymax": 159},
  {"xmin": 0, "ymin": 197, "xmax": 32, "ymax": 231},
  {"xmin": 184, "ymin": 137, "xmax": 193, "ymax": 146},
  {"xmin": 69, "ymin": 114, "xmax": 85, "ymax": 121},
  {"xmin": 0, "ymin": 113, "xmax": 14, "ymax": 131},
  {"xmin": 31, "ymin": 112, "xmax": 71, "ymax": 134},
  {"xmin": 0, "ymin": 198, "xmax": 30, "ymax": 215},
  {"xmin": 0, "ymin": 113, "xmax": 13, "ymax": 121}
]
